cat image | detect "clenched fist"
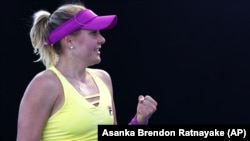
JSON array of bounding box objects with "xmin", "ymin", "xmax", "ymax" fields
[{"xmin": 136, "ymin": 95, "xmax": 158, "ymax": 124}]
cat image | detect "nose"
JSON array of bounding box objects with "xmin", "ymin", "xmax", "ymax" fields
[{"xmin": 98, "ymin": 32, "xmax": 106, "ymax": 45}]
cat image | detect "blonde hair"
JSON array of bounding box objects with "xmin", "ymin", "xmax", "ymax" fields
[{"xmin": 29, "ymin": 3, "xmax": 85, "ymax": 68}]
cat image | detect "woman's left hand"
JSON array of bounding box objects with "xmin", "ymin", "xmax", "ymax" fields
[{"xmin": 136, "ymin": 95, "xmax": 158, "ymax": 124}]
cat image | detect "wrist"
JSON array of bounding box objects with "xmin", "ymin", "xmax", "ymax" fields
[{"xmin": 128, "ymin": 115, "xmax": 148, "ymax": 125}]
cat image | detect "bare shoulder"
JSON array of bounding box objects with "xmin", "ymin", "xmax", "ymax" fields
[
  {"xmin": 88, "ymin": 68, "xmax": 113, "ymax": 93},
  {"xmin": 88, "ymin": 68, "xmax": 112, "ymax": 83},
  {"xmin": 17, "ymin": 70, "xmax": 62, "ymax": 140},
  {"xmin": 22, "ymin": 69, "xmax": 61, "ymax": 104},
  {"xmin": 32, "ymin": 70, "xmax": 59, "ymax": 85}
]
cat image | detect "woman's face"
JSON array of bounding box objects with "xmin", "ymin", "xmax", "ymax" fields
[{"xmin": 70, "ymin": 29, "xmax": 106, "ymax": 66}]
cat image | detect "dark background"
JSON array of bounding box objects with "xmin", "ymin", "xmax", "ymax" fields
[{"xmin": 2, "ymin": 0, "xmax": 250, "ymax": 140}]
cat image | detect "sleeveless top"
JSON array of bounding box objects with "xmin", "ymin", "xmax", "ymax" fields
[{"xmin": 42, "ymin": 66, "xmax": 114, "ymax": 141}]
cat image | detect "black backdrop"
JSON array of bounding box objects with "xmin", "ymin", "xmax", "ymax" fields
[{"xmin": 2, "ymin": 0, "xmax": 250, "ymax": 140}]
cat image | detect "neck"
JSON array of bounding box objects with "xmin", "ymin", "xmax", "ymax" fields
[{"xmin": 55, "ymin": 57, "xmax": 88, "ymax": 82}]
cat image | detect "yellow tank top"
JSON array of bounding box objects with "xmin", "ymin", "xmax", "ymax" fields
[{"xmin": 42, "ymin": 66, "xmax": 114, "ymax": 141}]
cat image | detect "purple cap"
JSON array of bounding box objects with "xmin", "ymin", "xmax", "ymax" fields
[{"xmin": 45, "ymin": 9, "xmax": 117, "ymax": 45}]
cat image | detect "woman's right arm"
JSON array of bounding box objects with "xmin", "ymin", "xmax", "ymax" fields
[{"xmin": 17, "ymin": 71, "xmax": 60, "ymax": 141}]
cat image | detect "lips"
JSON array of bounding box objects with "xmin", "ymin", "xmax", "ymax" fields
[{"xmin": 95, "ymin": 46, "xmax": 101, "ymax": 52}]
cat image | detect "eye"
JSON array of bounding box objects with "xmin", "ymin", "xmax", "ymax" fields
[{"xmin": 90, "ymin": 31, "xmax": 98, "ymax": 36}]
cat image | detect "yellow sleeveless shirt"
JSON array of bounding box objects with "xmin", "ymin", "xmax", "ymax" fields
[{"xmin": 42, "ymin": 66, "xmax": 114, "ymax": 141}]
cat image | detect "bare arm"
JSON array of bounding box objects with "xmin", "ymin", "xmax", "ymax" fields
[{"xmin": 17, "ymin": 71, "xmax": 61, "ymax": 141}]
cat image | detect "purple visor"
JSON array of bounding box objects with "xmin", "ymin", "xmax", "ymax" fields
[{"xmin": 45, "ymin": 9, "xmax": 117, "ymax": 45}]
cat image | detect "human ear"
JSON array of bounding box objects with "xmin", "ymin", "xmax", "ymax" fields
[{"xmin": 63, "ymin": 35, "xmax": 73, "ymax": 47}]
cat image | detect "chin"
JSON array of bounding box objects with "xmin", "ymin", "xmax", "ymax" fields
[
  {"xmin": 90, "ymin": 59, "xmax": 101, "ymax": 66},
  {"xmin": 96, "ymin": 57, "xmax": 101, "ymax": 64}
]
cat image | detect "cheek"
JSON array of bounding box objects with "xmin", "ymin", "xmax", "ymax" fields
[
  {"xmin": 75, "ymin": 36, "xmax": 95, "ymax": 48},
  {"xmin": 82, "ymin": 40, "xmax": 96, "ymax": 49},
  {"xmin": 75, "ymin": 37, "xmax": 86, "ymax": 46}
]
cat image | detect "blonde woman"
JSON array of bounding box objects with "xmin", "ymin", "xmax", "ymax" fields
[{"xmin": 17, "ymin": 3, "xmax": 157, "ymax": 141}]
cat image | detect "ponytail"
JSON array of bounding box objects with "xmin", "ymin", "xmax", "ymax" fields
[{"xmin": 30, "ymin": 10, "xmax": 58, "ymax": 68}]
